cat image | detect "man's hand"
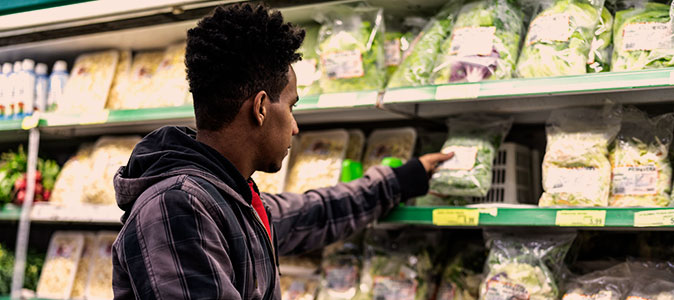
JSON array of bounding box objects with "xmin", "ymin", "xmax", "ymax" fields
[{"xmin": 419, "ymin": 152, "xmax": 454, "ymax": 175}]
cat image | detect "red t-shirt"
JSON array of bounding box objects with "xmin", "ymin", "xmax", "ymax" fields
[{"xmin": 248, "ymin": 181, "xmax": 272, "ymax": 241}]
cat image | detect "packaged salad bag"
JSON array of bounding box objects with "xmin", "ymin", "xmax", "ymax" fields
[
  {"xmin": 516, "ymin": 0, "xmax": 606, "ymax": 77},
  {"xmin": 479, "ymin": 230, "xmax": 576, "ymax": 300},
  {"xmin": 430, "ymin": 115, "xmax": 513, "ymax": 197},
  {"xmin": 387, "ymin": 1, "xmax": 463, "ymax": 88},
  {"xmin": 294, "ymin": 23, "xmax": 322, "ymax": 97},
  {"xmin": 539, "ymin": 103, "xmax": 622, "ymax": 207},
  {"xmin": 432, "ymin": 0, "xmax": 525, "ymax": 83},
  {"xmin": 317, "ymin": 236, "xmax": 364, "ymax": 300},
  {"xmin": 611, "ymin": 0, "xmax": 674, "ymax": 71},
  {"xmin": 562, "ymin": 263, "xmax": 631, "ymax": 300},
  {"xmin": 316, "ymin": 6, "xmax": 386, "ymax": 93},
  {"xmin": 587, "ymin": 7, "xmax": 614, "ymax": 72},
  {"xmin": 609, "ymin": 107, "xmax": 674, "ymax": 207}
]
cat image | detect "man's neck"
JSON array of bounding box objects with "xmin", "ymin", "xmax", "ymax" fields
[{"xmin": 196, "ymin": 128, "xmax": 256, "ymax": 179}]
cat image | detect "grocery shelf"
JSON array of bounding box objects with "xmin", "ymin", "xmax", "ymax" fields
[
  {"xmin": 0, "ymin": 119, "xmax": 23, "ymax": 131},
  {"xmin": 0, "ymin": 204, "xmax": 21, "ymax": 221},
  {"xmin": 294, "ymin": 91, "xmax": 408, "ymax": 124},
  {"xmin": 30, "ymin": 203, "xmax": 123, "ymax": 225},
  {"xmin": 380, "ymin": 206, "xmax": 674, "ymax": 229},
  {"xmin": 382, "ymin": 68, "xmax": 674, "ymax": 121}
]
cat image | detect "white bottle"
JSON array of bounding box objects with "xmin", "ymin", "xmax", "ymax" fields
[
  {"xmin": 9, "ymin": 61, "xmax": 22, "ymax": 118},
  {"xmin": 48, "ymin": 60, "xmax": 68, "ymax": 111},
  {"xmin": 1, "ymin": 63, "xmax": 13, "ymax": 119},
  {"xmin": 20, "ymin": 59, "xmax": 36, "ymax": 116},
  {"xmin": 35, "ymin": 63, "xmax": 49, "ymax": 113}
]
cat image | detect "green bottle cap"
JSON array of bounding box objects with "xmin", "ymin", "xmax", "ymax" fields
[
  {"xmin": 381, "ymin": 157, "xmax": 403, "ymax": 168},
  {"xmin": 340, "ymin": 159, "xmax": 364, "ymax": 183}
]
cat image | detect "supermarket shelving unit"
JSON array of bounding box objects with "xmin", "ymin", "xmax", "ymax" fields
[{"xmin": 1, "ymin": 0, "xmax": 674, "ymax": 298}]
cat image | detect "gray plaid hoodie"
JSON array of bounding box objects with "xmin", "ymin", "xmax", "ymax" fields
[{"xmin": 112, "ymin": 126, "xmax": 428, "ymax": 300}]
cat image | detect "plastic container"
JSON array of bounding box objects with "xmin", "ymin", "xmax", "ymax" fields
[
  {"xmin": 362, "ymin": 127, "xmax": 417, "ymax": 172},
  {"xmin": 19, "ymin": 59, "xmax": 36, "ymax": 116},
  {"xmin": 340, "ymin": 160, "xmax": 363, "ymax": 182},
  {"xmin": 36, "ymin": 231, "xmax": 85, "ymax": 299},
  {"xmin": 121, "ymin": 51, "xmax": 164, "ymax": 109},
  {"xmin": 60, "ymin": 50, "xmax": 119, "ymax": 113},
  {"xmin": 35, "ymin": 63, "xmax": 49, "ymax": 112},
  {"xmin": 285, "ymin": 129, "xmax": 349, "ymax": 193},
  {"xmin": 47, "ymin": 60, "xmax": 69, "ymax": 111},
  {"xmin": 105, "ymin": 50, "xmax": 132, "ymax": 110},
  {"xmin": 84, "ymin": 136, "xmax": 141, "ymax": 205},
  {"xmin": 148, "ymin": 43, "xmax": 190, "ymax": 108},
  {"xmin": 345, "ymin": 129, "xmax": 365, "ymax": 161},
  {"xmin": 9, "ymin": 61, "xmax": 22, "ymax": 118},
  {"xmin": 84, "ymin": 231, "xmax": 117, "ymax": 300},
  {"xmin": 0, "ymin": 63, "xmax": 11, "ymax": 119},
  {"xmin": 70, "ymin": 233, "xmax": 96, "ymax": 300}
]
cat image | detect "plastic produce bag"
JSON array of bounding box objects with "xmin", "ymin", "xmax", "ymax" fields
[
  {"xmin": 51, "ymin": 143, "xmax": 94, "ymax": 205},
  {"xmin": 432, "ymin": 0, "xmax": 525, "ymax": 83},
  {"xmin": 612, "ymin": 0, "xmax": 674, "ymax": 71},
  {"xmin": 362, "ymin": 127, "xmax": 417, "ymax": 172},
  {"xmin": 387, "ymin": 2, "xmax": 462, "ymax": 88},
  {"xmin": 294, "ymin": 24, "xmax": 322, "ymax": 97},
  {"xmin": 85, "ymin": 232, "xmax": 117, "ymax": 300},
  {"xmin": 383, "ymin": 17, "xmax": 425, "ymax": 80},
  {"xmin": 516, "ymin": 0, "xmax": 606, "ymax": 78},
  {"xmin": 105, "ymin": 50, "xmax": 132, "ymax": 110},
  {"xmin": 624, "ymin": 262, "xmax": 674, "ymax": 300},
  {"xmin": 358, "ymin": 229, "xmax": 438, "ymax": 300},
  {"xmin": 316, "ymin": 6, "xmax": 386, "ymax": 93},
  {"xmin": 436, "ymin": 248, "xmax": 484, "ymax": 300},
  {"xmin": 60, "ymin": 50, "xmax": 119, "ymax": 113},
  {"xmin": 479, "ymin": 230, "xmax": 576, "ymax": 300},
  {"xmin": 70, "ymin": 233, "xmax": 96, "ymax": 300},
  {"xmin": 37, "ymin": 232, "xmax": 85, "ymax": 299},
  {"xmin": 539, "ymin": 104, "xmax": 622, "ymax": 207},
  {"xmin": 587, "ymin": 7, "xmax": 614, "ymax": 72},
  {"xmin": 84, "ymin": 136, "xmax": 141, "ymax": 205},
  {"xmin": 281, "ymin": 275, "xmax": 319, "ymax": 300},
  {"xmin": 317, "ymin": 239, "xmax": 363, "ymax": 300},
  {"xmin": 562, "ymin": 263, "xmax": 631, "ymax": 300},
  {"xmin": 609, "ymin": 108, "xmax": 674, "ymax": 207},
  {"xmin": 285, "ymin": 130, "xmax": 348, "ymax": 193},
  {"xmin": 147, "ymin": 43, "xmax": 190, "ymax": 108},
  {"xmin": 119, "ymin": 51, "xmax": 164, "ymax": 109},
  {"xmin": 430, "ymin": 115, "xmax": 513, "ymax": 197}
]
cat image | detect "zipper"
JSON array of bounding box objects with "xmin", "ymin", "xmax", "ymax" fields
[{"xmin": 248, "ymin": 206, "xmax": 276, "ymax": 298}]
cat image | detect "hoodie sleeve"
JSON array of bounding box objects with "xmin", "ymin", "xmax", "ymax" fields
[
  {"xmin": 263, "ymin": 159, "xmax": 428, "ymax": 256},
  {"xmin": 112, "ymin": 189, "xmax": 242, "ymax": 300}
]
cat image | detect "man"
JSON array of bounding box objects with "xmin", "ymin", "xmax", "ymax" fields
[{"xmin": 111, "ymin": 3, "xmax": 452, "ymax": 300}]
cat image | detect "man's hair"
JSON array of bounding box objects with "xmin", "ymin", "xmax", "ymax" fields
[{"xmin": 186, "ymin": 3, "xmax": 305, "ymax": 131}]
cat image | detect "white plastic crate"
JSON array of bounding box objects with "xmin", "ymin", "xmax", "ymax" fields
[{"xmin": 468, "ymin": 143, "xmax": 534, "ymax": 204}]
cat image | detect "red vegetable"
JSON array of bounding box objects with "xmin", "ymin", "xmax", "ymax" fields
[
  {"xmin": 15, "ymin": 190, "xmax": 25, "ymax": 205},
  {"xmin": 14, "ymin": 175, "xmax": 26, "ymax": 191}
]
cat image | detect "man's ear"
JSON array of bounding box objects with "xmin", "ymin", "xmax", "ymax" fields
[{"xmin": 252, "ymin": 91, "xmax": 268, "ymax": 127}]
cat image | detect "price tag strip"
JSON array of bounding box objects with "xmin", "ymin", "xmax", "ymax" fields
[
  {"xmin": 432, "ymin": 209, "xmax": 480, "ymax": 226},
  {"xmin": 555, "ymin": 210, "xmax": 606, "ymax": 227},
  {"xmin": 633, "ymin": 209, "xmax": 674, "ymax": 227}
]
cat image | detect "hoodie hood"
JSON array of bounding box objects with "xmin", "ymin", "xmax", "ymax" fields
[{"xmin": 114, "ymin": 126, "xmax": 253, "ymax": 219}]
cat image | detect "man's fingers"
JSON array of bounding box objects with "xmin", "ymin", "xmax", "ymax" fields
[{"xmin": 420, "ymin": 152, "xmax": 455, "ymax": 173}]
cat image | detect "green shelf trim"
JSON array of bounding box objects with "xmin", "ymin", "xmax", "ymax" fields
[
  {"xmin": 0, "ymin": 119, "xmax": 24, "ymax": 131},
  {"xmin": 0, "ymin": 0, "xmax": 92, "ymax": 16},
  {"xmin": 39, "ymin": 105, "xmax": 194, "ymax": 127},
  {"xmin": 0, "ymin": 204, "xmax": 22, "ymax": 221},
  {"xmin": 383, "ymin": 68, "xmax": 674, "ymax": 103},
  {"xmin": 296, "ymin": 91, "xmax": 379, "ymax": 111},
  {"xmin": 380, "ymin": 206, "xmax": 674, "ymax": 228}
]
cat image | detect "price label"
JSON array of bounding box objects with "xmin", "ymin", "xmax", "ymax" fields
[
  {"xmin": 633, "ymin": 210, "xmax": 674, "ymax": 227},
  {"xmin": 20, "ymin": 113, "xmax": 40, "ymax": 130},
  {"xmin": 79, "ymin": 110, "xmax": 109, "ymax": 125},
  {"xmin": 435, "ymin": 84, "xmax": 480, "ymax": 100},
  {"xmin": 317, "ymin": 93, "xmax": 358, "ymax": 108},
  {"xmin": 555, "ymin": 210, "xmax": 606, "ymax": 227},
  {"xmin": 432, "ymin": 209, "xmax": 479, "ymax": 226}
]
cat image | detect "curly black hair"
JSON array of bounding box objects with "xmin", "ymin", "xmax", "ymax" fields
[{"xmin": 186, "ymin": 3, "xmax": 305, "ymax": 131}]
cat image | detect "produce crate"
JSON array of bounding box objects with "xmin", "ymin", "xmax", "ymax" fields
[{"xmin": 468, "ymin": 143, "xmax": 534, "ymax": 204}]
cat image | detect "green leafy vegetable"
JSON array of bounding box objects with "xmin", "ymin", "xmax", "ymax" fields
[
  {"xmin": 432, "ymin": 0, "xmax": 524, "ymax": 83},
  {"xmin": 516, "ymin": 0, "xmax": 604, "ymax": 78},
  {"xmin": 587, "ymin": 7, "xmax": 614, "ymax": 72},
  {"xmin": 295, "ymin": 24, "xmax": 322, "ymax": 97},
  {"xmin": 611, "ymin": 2, "xmax": 674, "ymax": 71}
]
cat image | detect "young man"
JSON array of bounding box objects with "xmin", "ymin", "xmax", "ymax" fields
[{"xmin": 111, "ymin": 3, "xmax": 452, "ymax": 300}]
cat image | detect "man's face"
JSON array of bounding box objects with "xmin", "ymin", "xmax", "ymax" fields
[{"xmin": 258, "ymin": 66, "xmax": 300, "ymax": 173}]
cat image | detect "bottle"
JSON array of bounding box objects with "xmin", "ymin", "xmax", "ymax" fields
[
  {"xmin": 0, "ymin": 63, "xmax": 6, "ymax": 120},
  {"xmin": 47, "ymin": 60, "xmax": 68, "ymax": 112},
  {"xmin": 20, "ymin": 59, "xmax": 36, "ymax": 116},
  {"xmin": 9, "ymin": 61, "xmax": 22, "ymax": 118},
  {"xmin": 35, "ymin": 63, "xmax": 49, "ymax": 113}
]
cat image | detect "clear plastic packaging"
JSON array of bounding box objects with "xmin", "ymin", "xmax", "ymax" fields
[
  {"xmin": 362, "ymin": 127, "xmax": 417, "ymax": 172},
  {"xmin": 316, "ymin": 6, "xmax": 386, "ymax": 93},
  {"xmin": 59, "ymin": 50, "xmax": 119, "ymax": 113},
  {"xmin": 624, "ymin": 261, "xmax": 674, "ymax": 300},
  {"xmin": 51, "ymin": 143, "xmax": 94, "ymax": 205},
  {"xmin": 85, "ymin": 232, "xmax": 117, "ymax": 300},
  {"xmin": 436, "ymin": 250, "xmax": 484, "ymax": 300},
  {"xmin": 285, "ymin": 130, "xmax": 348, "ymax": 193},
  {"xmin": 539, "ymin": 104, "xmax": 622, "ymax": 207},
  {"xmin": 318, "ymin": 239, "xmax": 363, "ymax": 300},
  {"xmin": 611, "ymin": 0, "xmax": 674, "ymax": 71},
  {"xmin": 295, "ymin": 24, "xmax": 322, "ymax": 97},
  {"xmin": 587, "ymin": 7, "xmax": 614, "ymax": 72},
  {"xmin": 148, "ymin": 43, "xmax": 190, "ymax": 108},
  {"xmin": 387, "ymin": 2, "xmax": 462, "ymax": 88},
  {"xmin": 36, "ymin": 232, "xmax": 85, "ymax": 299},
  {"xmin": 430, "ymin": 115, "xmax": 513, "ymax": 197},
  {"xmin": 346, "ymin": 129, "xmax": 365, "ymax": 161},
  {"xmin": 562, "ymin": 263, "xmax": 631, "ymax": 300},
  {"xmin": 479, "ymin": 230, "xmax": 576, "ymax": 300},
  {"xmin": 84, "ymin": 136, "xmax": 141, "ymax": 205},
  {"xmin": 432, "ymin": 0, "xmax": 525, "ymax": 83},
  {"xmin": 516, "ymin": 0, "xmax": 606, "ymax": 78},
  {"xmin": 383, "ymin": 17, "xmax": 424, "ymax": 81},
  {"xmin": 609, "ymin": 108, "xmax": 674, "ymax": 207},
  {"xmin": 70, "ymin": 233, "xmax": 96, "ymax": 300},
  {"xmin": 281, "ymin": 275, "xmax": 320, "ymax": 300},
  {"xmin": 119, "ymin": 51, "xmax": 164, "ymax": 109},
  {"xmin": 105, "ymin": 50, "xmax": 132, "ymax": 110}
]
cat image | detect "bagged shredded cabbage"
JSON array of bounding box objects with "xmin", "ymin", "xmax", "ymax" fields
[
  {"xmin": 516, "ymin": 0, "xmax": 606, "ymax": 78},
  {"xmin": 432, "ymin": 0, "xmax": 525, "ymax": 83},
  {"xmin": 436, "ymin": 246, "xmax": 484, "ymax": 300},
  {"xmin": 430, "ymin": 115, "xmax": 513, "ymax": 197},
  {"xmin": 387, "ymin": 1, "xmax": 462, "ymax": 88},
  {"xmin": 295, "ymin": 24, "xmax": 322, "ymax": 97},
  {"xmin": 384, "ymin": 17, "xmax": 425, "ymax": 81},
  {"xmin": 539, "ymin": 104, "xmax": 622, "ymax": 207},
  {"xmin": 587, "ymin": 7, "xmax": 614, "ymax": 72},
  {"xmin": 316, "ymin": 6, "xmax": 385, "ymax": 93},
  {"xmin": 318, "ymin": 239, "xmax": 363, "ymax": 300},
  {"xmin": 609, "ymin": 108, "xmax": 674, "ymax": 207},
  {"xmin": 624, "ymin": 262, "xmax": 674, "ymax": 300},
  {"xmin": 562, "ymin": 263, "xmax": 631, "ymax": 300},
  {"xmin": 611, "ymin": 1, "xmax": 674, "ymax": 71},
  {"xmin": 479, "ymin": 230, "xmax": 576, "ymax": 300}
]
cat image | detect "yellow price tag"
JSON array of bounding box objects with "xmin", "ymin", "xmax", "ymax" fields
[
  {"xmin": 20, "ymin": 113, "xmax": 39, "ymax": 130},
  {"xmin": 555, "ymin": 210, "xmax": 606, "ymax": 227},
  {"xmin": 432, "ymin": 209, "xmax": 479, "ymax": 226},
  {"xmin": 633, "ymin": 210, "xmax": 674, "ymax": 227},
  {"xmin": 79, "ymin": 110, "xmax": 109, "ymax": 125}
]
